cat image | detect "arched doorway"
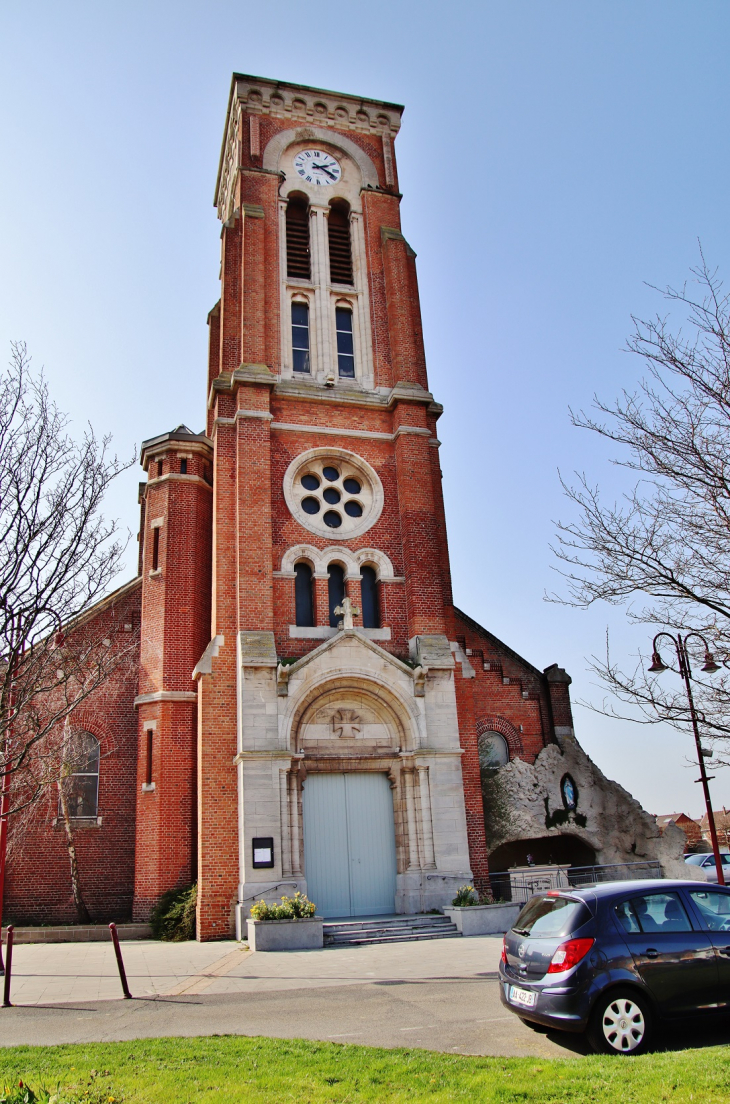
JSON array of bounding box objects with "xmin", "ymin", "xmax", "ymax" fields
[
  {"xmin": 292, "ymin": 682, "xmax": 410, "ymax": 918},
  {"xmin": 488, "ymin": 835, "xmax": 597, "ymax": 870}
]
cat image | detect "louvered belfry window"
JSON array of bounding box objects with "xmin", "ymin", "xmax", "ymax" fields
[
  {"xmin": 328, "ymin": 201, "xmax": 353, "ymax": 285},
  {"xmin": 286, "ymin": 195, "xmax": 311, "ymax": 279}
]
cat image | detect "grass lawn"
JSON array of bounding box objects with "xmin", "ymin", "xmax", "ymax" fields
[{"xmin": 0, "ymin": 1035, "xmax": 729, "ymax": 1103}]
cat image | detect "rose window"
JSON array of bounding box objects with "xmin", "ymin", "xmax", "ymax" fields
[{"xmin": 283, "ymin": 447, "xmax": 384, "ymax": 539}]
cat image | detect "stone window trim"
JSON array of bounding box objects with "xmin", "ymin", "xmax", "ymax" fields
[
  {"xmin": 277, "ymin": 543, "xmax": 397, "ymax": 581},
  {"xmin": 282, "ymin": 447, "xmax": 384, "ymax": 540},
  {"xmin": 476, "ymin": 716, "xmax": 524, "ymax": 760}
]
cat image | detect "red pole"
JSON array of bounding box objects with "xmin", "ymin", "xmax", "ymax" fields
[
  {"xmin": 2, "ymin": 925, "xmax": 13, "ymax": 1007},
  {"xmin": 109, "ymin": 923, "xmax": 131, "ymax": 999}
]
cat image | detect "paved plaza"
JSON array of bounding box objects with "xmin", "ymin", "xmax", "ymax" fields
[
  {"xmin": 0, "ymin": 934, "xmax": 572, "ymax": 1057},
  {"xmin": 1, "ymin": 935, "xmax": 727, "ymax": 1057}
]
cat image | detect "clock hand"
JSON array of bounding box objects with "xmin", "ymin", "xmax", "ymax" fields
[{"xmin": 312, "ymin": 164, "xmax": 337, "ymax": 180}]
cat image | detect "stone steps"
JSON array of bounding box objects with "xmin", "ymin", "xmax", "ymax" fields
[{"xmin": 323, "ymin": 915, "xmax": 461, "ymax": 946}]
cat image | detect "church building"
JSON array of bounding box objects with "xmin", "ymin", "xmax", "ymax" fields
[{"xmin": 4, "ymin": 76, "xmax": 683, "ymax": 939}]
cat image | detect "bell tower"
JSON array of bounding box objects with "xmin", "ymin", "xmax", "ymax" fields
[{"xmin": 195, "ymin": 76, "xmax": 472, "ymax": 939}]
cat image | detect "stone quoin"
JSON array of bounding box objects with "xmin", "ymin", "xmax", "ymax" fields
[{"xmin": 4, "ymin": 75, "xmax": 687, "ymax": 937}]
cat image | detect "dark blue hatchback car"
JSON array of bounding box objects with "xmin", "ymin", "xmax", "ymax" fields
[{"xmin": 499, "ymin": 879, "xmax": 730, "ymax": 1054}]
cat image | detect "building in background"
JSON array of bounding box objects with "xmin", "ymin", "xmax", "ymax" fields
[{"xmin": 4, "ymin": 76, "xmax": 686, "ymax": 937}]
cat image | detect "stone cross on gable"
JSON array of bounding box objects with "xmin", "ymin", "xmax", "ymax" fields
[{"xmin": 334, "ymin": 596, "xmax": 359, "ymax": 630}]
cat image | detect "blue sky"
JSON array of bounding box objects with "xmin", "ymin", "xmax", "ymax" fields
[{"xmin": 2, "ymin": 0, "xmax": 729, "ymax": 818}]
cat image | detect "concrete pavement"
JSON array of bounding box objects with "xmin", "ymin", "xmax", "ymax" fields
[
  {"xmin": 0, "ymin": 934, "xmax": 574, "ymax": 1056},
  {"xmin": 1, "ymin": 935, "xmax": 726, "ymax": 1057}
]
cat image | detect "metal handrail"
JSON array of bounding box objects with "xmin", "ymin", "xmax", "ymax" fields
[{"xmin": 239, "ymin": 881, "xmax": 299, "ymax": 905}]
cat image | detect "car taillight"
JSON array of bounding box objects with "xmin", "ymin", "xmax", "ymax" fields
[
  {"xmin": 546, "ymin": 937, "xmax": 594, "ymax": 973},
  {"xmin": 501, "ymin": 937, "xmax": 507, "ymax": 964}
]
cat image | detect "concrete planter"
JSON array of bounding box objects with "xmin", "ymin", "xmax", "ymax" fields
[
  {"xmin": 443, "ymin": 903, "xmax": 521, "ymax": 935},
  {"xmin": 246, "ymin": 916, "xmax": 323, "ymax": 951}
]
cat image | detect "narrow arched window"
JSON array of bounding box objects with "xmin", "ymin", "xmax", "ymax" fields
[
  {"xmin": 294, "ymin": 562, "xmax": 314, "ymax": 627},
  {"xmin": 335, "ymin": 307, "xmax": 355, "ymax": 378},
  {"xmin": 286, "ymin": 195, "xmax": 310, "ymax": 279},
  {"xmin": 328, "ymin": 201, "xmax": 353, "ymax": 285},
  {"xmin": 59, "ymin": 731, "xmax": 100, "ymax": 818},
  {"xmin": 291, "ymin": 301, "xmax": 310, "ymax": 373},
  {"xmin": 360, "ymin": 565, "xmax": 380, "ymax": 628},
  {"xmin": 328, "ymin": 564, "xmax": 346, "ymax": 627}
]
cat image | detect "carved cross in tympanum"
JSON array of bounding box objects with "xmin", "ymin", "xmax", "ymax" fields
[{"xmin": 332, "ymin": 708, "xmax": 362, "ymax": 739}]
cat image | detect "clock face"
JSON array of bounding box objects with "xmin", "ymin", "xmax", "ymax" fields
[{"xmin": 293, "ymin": 149, "xmax": 342, "ymax": 186}]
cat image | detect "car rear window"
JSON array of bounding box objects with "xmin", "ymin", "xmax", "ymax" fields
[{"xmin": 512, "ymin": 895, "xmax": 590, "ymax": 938}]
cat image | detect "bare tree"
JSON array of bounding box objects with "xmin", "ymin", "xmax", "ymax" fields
[
  {"xmin": 0, "ymin": 341, "xmax": 136, "ymax": 920},
  {"xmin": 552, "ymin": 254, "xmax": 730, "ymax": 763}
]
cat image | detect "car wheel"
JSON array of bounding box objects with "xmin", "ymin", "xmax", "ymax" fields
[
  {"xmin": 518, "ymin": 1017, "xmax": 550, "ymax": 1033},
  {"xmin": 587, "ymin": 988, "xmax": 652, "ymax": 1055}
]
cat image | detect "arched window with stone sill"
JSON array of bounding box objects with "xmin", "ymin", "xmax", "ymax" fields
[
  {"xmin": 360, "ymin": 564, "xmax": 380, "ymax": 629},
  {"xmin": 328, "ymin": 563, "xmax": 346, "ymax": 627},
  {"xmin": 294, "ymin": 561, "xmax": 315, "ymax": 627},
  {"xmin": 59, "ymin": 731, "xmax": 100, "ymax": 819}
]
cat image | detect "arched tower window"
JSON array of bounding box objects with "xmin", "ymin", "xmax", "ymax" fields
[
  {"xmin": 360, "ymin": 565, "xmax": 380, "ymax": 628},
  {"xmin": 328, "ymin": 200, "xmax": 353, "ymax": 285},
  {"xmin": 286, "ymin": 194, "xmax": 311, "ymax": 279},
  {"xmin": 294, "ymin": 561, "xmax": 314, "ymax": 627},
  {"xmin": 291, "ymin": 301, "xmax": 310, "ymax": 373},
  {"xmin": 335, "ymin": 307, "xmax": 355, "ymax": 378},
  {"xmin": 328, "ymin": 563, "xmax": 345, "ymax": 627},
  {"xmin": 59, "ymin": 731, "xmax": 100, "ymax": 819}
]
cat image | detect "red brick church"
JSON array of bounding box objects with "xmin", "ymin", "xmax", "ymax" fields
[{"xmin": 6, "ymin": 76, "xmax": 676, "ymax": 940}]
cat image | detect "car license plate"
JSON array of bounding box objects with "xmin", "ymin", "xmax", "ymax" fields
[{"xmin": 509, "ymin": 985, "xmax": 536, "ymax": 1008}]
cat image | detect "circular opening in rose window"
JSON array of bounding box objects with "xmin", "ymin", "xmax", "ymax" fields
[{"xmin": 323, "ymin": 511, "xmax": 342, "ymax": 528}]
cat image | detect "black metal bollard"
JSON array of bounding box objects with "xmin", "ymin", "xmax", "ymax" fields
[
  {"xmin": 2, "ymin": 925, "xmax": 13, "ymax": 1007},
  {"xmin": 108, "ymin": 923, "xmax": 132, "ymax": 999}
]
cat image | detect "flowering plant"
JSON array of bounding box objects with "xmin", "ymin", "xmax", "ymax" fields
[
  {"xmin": 249, "ymin": 891, "xmax": 316, "ymax": 920},
  {"xmin": 451, "ymin": 884, "xmax": 479, "ymax": 907}
]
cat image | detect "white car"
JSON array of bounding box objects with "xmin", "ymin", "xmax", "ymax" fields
[{"xmin": 684, "ymin": 852, "xmax": 730, "ymax": 883}]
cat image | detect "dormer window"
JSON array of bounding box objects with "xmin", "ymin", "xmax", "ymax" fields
[
  {"xmin": 328, "ymin": 200, "xmax": 353, "ymax": 285},
  {"xmin": 292, "ymin": 302, "xmax": 310, "ymax": 373},
  {"xmin": 335, "ymin": 307, "xmax": 355, "ymax": 378},
  {"xmin": 286, "ymin": 195, "xmax": 311, "ymax": 280}
]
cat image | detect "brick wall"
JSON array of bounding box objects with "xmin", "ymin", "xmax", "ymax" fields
[{"xmin": 4, "ymin": 582, "xmax": 141, "ymax": 924}]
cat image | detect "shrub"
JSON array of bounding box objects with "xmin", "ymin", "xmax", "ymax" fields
[
  {"xmin": 150, "ymin": 883, "xmax": 197, "ymax": 941},
  {"xmin": 451, "ymin": 884, "xmax": 478, "ymax": 907},
  {"xmin": 249, "ymin": 892, "xmax": 316, "ymax": 920}
]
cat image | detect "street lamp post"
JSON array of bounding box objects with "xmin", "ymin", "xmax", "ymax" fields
[{"xmin": 648, "ymin": 631, "xmax": 725, "ymax": 886}]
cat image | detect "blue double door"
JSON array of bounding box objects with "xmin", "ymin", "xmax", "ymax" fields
[{"xmin": 302, "ymin": 772, "xmax": 397, "ymax": 918}]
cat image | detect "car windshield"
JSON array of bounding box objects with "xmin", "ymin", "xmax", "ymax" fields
[
  {"xmin": 685, "ymin": 854, "xmax": 706, "ymax": 865},
  {"xmin": 512, "ymin": 895, "xmax": 589, "ymax": 938}
]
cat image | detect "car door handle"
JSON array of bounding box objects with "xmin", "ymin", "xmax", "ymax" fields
[
  {"xmin": 718, "ymin": 947, "xmax": 730, "ymax": 957},
  {"xmin": 645, "ymin": 948, "xmax": 659, "ymax": 958}
]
